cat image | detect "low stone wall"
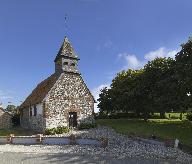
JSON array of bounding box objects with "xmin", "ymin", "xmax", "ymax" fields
[
  {"xmin": 76, "ymin": 138, "xmax": 101, "ymax": 146},
  {"xmin": 12, "ymin": 136, "xmax": 37, "ymax": 145},
  {"xmin": 0, "ymin": 134, "xmax": 106, "ymax": 147},
  {"xmin": 42, "ymin": 137, "xmax": 70, "ymax": 145},
  {"xmin": 0, "ymin": 137, "xmax": 7, "ymax": 144}
]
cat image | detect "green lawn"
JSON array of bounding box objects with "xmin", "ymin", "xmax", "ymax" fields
[
  {"xmin": 97, "ymin": 119, "xmax": 192, "ymax": 147},
  {"xmin": 153, "ymin": 112, "xmax": 187, "ymax": 119},
  {"xmin": 0, "ymin": 127, "xmax": 37, "ymax": 136}
]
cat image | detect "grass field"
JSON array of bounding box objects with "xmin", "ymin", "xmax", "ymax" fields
[
  {"xmin": 0, "ymin": 127, "xmax": 37, "ymax": 136},
  {"xmin": 97, "ymin": 119, "xmax": 192, "ymax": 147},
  {"xmin": 154, "ymin": 112, "xmax": 187, "ymax": 119}
]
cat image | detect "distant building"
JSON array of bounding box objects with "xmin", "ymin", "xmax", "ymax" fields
[
  {"xmin": 0, "ymin": 107, "xmax": 12, "ymax": 129},
  {"xmin": 20, "ymin": 37, "xmax": 95, "ymax": 132}
]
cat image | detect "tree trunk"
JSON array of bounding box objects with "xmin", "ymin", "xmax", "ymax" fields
[
  {"xmin": 160, "ymin": 112, "xmax": 165, "ymax": 119},
  {"xmin": 143, "ymin": 113, "xmax": 149, "ymax": 122}
]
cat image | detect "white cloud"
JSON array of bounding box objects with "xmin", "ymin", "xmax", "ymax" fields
[
  {"xmin": 118, "ymin": 53, "xmax": 145, "ymax": 70},
  {"xmin": 144, "ymin": 47, "xmax": 179, "ymax": 61},
  {"xmin": 0, "ymin": 96, "xmax": 13, "ymax": 99},
  {"xmin": 91, "ymin": 84, "xmax": 110, "ymax": 113},
  {"xmin": 92, "ymin": 47, "xmax": 179, "ymax": 112},
  {"xmin": 118, "ymin": 47, "xmax": 179, "ymax": 71},
  {"xmin": 0, "ymin": 90, "xmax": 13, "ymax": 103}
]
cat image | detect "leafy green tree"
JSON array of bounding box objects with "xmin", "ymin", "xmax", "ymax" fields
[
  {"xmin": 6, "ymin": 105, "xmax": 17, "ymax": 114},
  {"xmin": 175, "ymin": 37, "xmax": 192, "ymax": 111},
  {"xmin": 97, "ymin": 37, "xmax": 192, "ymax": 120},
  {"xmin": 143, "ymin": 57, "xmax": 175, "ymax": 118},
  {"xmin": 97, "ymin": 87, "xmax": 112, "ymax": 114},
  {"xmin": 110, "ymin": 69, "xmax": 143, "ymax": 114}
]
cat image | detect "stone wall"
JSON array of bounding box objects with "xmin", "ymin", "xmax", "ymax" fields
[
  {"xmin": 20, "ymin": 105, "xmax": 45, "ymax": 132},
  {"xmin": 44, "ymin": 72, "xmax": 94, "ymax": 129},
  {"xmin": 0, "ymin": 109, "xmax": 12, "ymax": 129}
]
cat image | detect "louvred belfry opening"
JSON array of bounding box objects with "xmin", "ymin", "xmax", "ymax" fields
[{"xmin": 54, "ymin": 36, "xmax": 80, "ymax": 75}]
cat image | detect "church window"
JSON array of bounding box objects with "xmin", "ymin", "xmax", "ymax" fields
[
  {"xmin": 29, "ymin": 107, "xmax": 32, "ymax": 117},
  {"xmin": 20, "ymin": 109, "xmax": 23, "ymax": 117},
  {"xmin": 63, "ymin": 62, "xmax": 68, "ymax": 65},
  {"xmin": 34, "ymin": 105, "xmax": 37, "ymax": 116}
]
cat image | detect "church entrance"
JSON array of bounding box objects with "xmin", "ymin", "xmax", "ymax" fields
[{"xmin": 69, "ymin": 112, "xmax": 77, "ymax": 127}]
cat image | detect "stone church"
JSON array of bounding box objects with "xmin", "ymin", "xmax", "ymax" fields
[{"xmin": 20, "ymin": 37, "xmax": 95, "ymax": 132}]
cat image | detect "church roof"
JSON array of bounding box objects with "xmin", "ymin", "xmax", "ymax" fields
[
  {"xmin": 20, "ymin": 72, "xmax": 96, "ymax": 109},
  {"xmin": 20, "ymin": 74, "xmax": 59, "ymax": 108},
  {"xmin": 54, "ymin": 36, "xmax": 79, "ymax": 62}
]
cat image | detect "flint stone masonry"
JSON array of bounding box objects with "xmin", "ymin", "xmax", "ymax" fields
[
  {"xmin": 44, "ymin": 73, "xmax": 94, "ymax": 129},
  {"xmin": 20, "ymin": 37, "xmax": 95, "ymax": 132},
  {"xmin": 0, "ymin": 108, "xmax": 12, "ymax": 129},
  {"xmin": 20, "ymin": 105, "xmax": 45, "ymax": 132}
]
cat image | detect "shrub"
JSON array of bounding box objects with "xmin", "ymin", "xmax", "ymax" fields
[
  {"xmin": 55, "ymin": 126, "xmax": 69, "ymax": 134},
  {"xmin": 186, "ymin": 113, "xmax": 192, "ymax": 121},
  {"xmin": 45, "ymin": 126, "xmax": 69, "ymax": 135},
  {"xmin": 45, "ymin": 128, "xmax": 56, "ymax": 135},
  {"xmin": 78, "ymin": 122, "xmax": 97, "ymax": 130}
]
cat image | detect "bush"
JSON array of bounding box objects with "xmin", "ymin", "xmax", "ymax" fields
[
  {"xmin": 186, "ymin": 113, "xmax": 192, "ymax": 121},
  {"xmin": 45, "ymin": 126, "xmax": 69, "ymax": 135},
  {"xmin": 55, "ymin": 126, "xmax": 69, "ymax": 134},
  {"xmin": 45, "ymin": 128, "xmax": 56, "ymax": 135},
  {"xmin": 78, "ymin": 123, "xmax": 97, "ymax": 130}
]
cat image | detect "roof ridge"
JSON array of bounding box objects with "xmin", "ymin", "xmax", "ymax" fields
[{"xmin": 20, "ymin": 73, "xmax": 59, "ymax": 108}]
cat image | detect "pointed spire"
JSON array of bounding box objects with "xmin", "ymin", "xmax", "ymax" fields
[{"xmin": 54, "ymin": 36, "xmax": 79, "ymax": 62}]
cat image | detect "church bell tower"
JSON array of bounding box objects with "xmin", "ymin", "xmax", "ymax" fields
[{"xmin": 54, "ymin": 37, "xmax": 79, "ymax": 75}]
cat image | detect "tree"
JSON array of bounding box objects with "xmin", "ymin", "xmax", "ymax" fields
[
  {"xmin": 6, "ymin": 105, "xmax": 20, "ymax": 126},
  {"xmin": 97, "ymin": 37, "xmax": 192, "ymax": 120},
  {"xmin": 142, "ymin": 57, "xmax": 175, "ymax": 118},
  {"xmin": 175, "ymin": 37, "xmax": 192, "ymax": 111},
  {"xmin": 97, "ymin": 87, "xmax": 112, "ymax": 114},
  {"xmin": 6, "ymin": 105, "xmax": 17, "ymax": 114},
  {"xmin": 110, "ymin": 69, "xmax": 144, "ymax": 114}
]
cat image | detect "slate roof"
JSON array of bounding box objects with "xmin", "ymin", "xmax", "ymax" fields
[
  {"xmin": 54, "ymin": 36, "xmax": 79, "ymax": 62},
  {"xmin": 20, "ymin": 74, "xmax": 59, "ymax": 108}
]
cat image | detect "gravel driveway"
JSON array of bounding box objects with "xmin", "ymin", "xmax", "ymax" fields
[
  {"xmin": 0, "ymin": 126, "xmax": 191, "ymax": 163},
  {"xmin": 0, "ymin": 152, "xmax": 184, "ymax": 164}
]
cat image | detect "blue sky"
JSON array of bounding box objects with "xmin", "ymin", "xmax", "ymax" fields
[{"xmin": 0, "ymin": 0, "xmax": 192, "ymax": 111}]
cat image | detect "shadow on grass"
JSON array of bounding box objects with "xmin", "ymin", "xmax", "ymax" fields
[
  {"xmin": 97, "ymin": 119, "xmax": 192, "ymax": 154},
  {"xmin": 0, "ymin": 126, "xmax": 38, "ymax": 136}
]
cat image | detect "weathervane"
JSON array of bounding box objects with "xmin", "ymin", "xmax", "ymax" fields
[{"xmin": 64, "ymin": 14, "xmax": 68, "ymax": 35}]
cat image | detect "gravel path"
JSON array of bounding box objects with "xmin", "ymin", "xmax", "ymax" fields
[
  {"xmin": 0, "ymin": 152, "xmax": 183, "ymax": 164},
  {"xmin": 0, "ymin": 126, "xmax": 191, "ymax": 163}
]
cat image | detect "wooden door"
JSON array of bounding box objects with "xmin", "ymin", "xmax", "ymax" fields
[{"xmin": 69, "ymin": 112, "xmax": 77, "ymax": 127}]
